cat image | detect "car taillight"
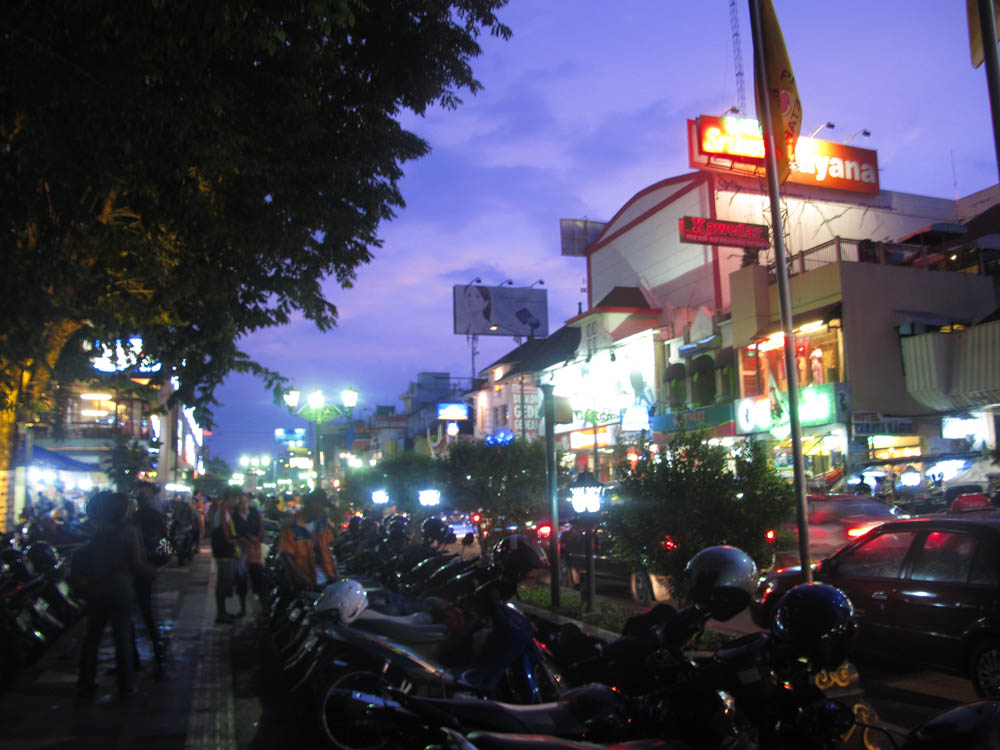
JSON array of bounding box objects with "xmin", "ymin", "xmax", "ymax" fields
[
  {"xmin": 537, "ymin": 524, "xmax": 552, "ymax": 539},
  {"xmin": 766, "ymin": 529, "xmax": 775, "ymax": 543},
  {"xmin": 847, "ymin": 523, "xmax": 875, "ymax": 538},
  {"xmin": 661, "ymin": 535, "xmax": 677, "ymax": 551},
  {"xmin": 472, "ymin": 513, "xmax": 481, "ymax": 524}
]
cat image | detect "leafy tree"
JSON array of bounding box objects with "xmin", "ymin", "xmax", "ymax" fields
[
  {"xmin": 608, "ymin": 431, "xmax": 793, "ymax": 600},
  {"xmin": 194, "ymin": 456, "xmax": 231, "ymax": 498},
  {"xmin": 440, "ymin": 439, "xmax": 548, "ymax": 552},
  {"xmin": 0, "ymin": 0, "xmax": 511, "ymax": 528},
  {"xmin": 102, "ymin": 433, "xmax": 157, "ymax": 493}
]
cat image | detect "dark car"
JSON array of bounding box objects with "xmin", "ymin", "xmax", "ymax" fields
[
  {"xmin": 559, "ymin": 517, "xmax": 673, "ymax": 606},
  {"xmin": 752, "ymin": 515, "xmax": 1000, "ymax": 697}
]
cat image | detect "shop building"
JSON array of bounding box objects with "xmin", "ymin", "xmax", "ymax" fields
[{"xmin": 561, "ymin": 114, "xmax": 997, "ymax": 487}]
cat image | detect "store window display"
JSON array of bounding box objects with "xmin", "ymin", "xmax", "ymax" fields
[{"xmin": 740, "ymin": 323, "xmax": 841, "ymax": 399}]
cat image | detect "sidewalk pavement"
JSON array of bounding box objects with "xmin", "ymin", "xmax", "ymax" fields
[{"xmin": 0, "ymin": 548, "xmax": 239, "ymax": 750}]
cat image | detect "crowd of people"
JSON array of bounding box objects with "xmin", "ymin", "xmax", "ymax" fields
[{"xmin": 55, "ymin": 483, "xmax": 340, "ymax": 701}]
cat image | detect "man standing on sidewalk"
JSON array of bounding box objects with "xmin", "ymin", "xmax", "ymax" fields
[{"xmin": 278, "ymin": 489, "xmax": 337, "ymax": 591}]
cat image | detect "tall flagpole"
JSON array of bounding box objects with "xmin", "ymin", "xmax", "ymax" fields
[{"xmin": 748, "ymin": 0, "xmax": 812, "ymax": 581}]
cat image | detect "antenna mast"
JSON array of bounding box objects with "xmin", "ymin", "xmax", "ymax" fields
[{"xmin": 730, "ymin": 0, "xmax": 747, "ymax": 114}]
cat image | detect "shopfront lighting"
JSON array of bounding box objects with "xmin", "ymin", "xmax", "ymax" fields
[
  {"xmin": 900, "ymin": 466, "xmax": 922, "ymax": 487},
  {"xmin": 80, "ymin": 393, "xmax": 112, "ymax": 401},
  {"xmin": 372, "ymin": 489, "xmax": 389, "ymax": 505},
  {"xmin": 80, "ymin": 409, "xmax": 110, "ymax": 417},
  {"xmin": 418, "ymin": 489, "xmax": 441, "ymax": 507}
]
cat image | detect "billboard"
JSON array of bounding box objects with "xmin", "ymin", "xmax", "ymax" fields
[
  {"xmin": 688, "ymin": 115, "xmax": 879, "ymax": 195},
  {"xmin": 453, "ymin": 284, "xmax": 549, "ymax": 338},
  {"xmin": 274, "ymin": 428, "xmax": 307, "ymax": 447},
  {"xmin": 437, "ymin": 402, "xmax": 469, "ymax": 420},
  {"xmin": 560, "ymin": 218, "xmax": 607, "ymax": 256}
]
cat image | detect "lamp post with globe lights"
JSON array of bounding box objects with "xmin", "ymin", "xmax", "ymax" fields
[
  {"xmin": 282, "ymin": 386, "xmax": 359, "ymax": 490},
  {"xmin": 570, "ymin": 469, "xmax": 603, "ymax": 613}
]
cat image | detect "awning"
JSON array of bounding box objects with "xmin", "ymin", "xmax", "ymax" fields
[
  {"xmin": 902, "ymin": 319, "xmax": 1000, "ymax": 411},
  {"xmin": 16, "ymin": 445, "xmax": 102, "ymax": 473},
  {"xmin": 751, "ymin": 302, "xmax": 842, "ymax": 342}
]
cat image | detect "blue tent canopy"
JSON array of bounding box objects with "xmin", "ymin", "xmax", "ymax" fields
[{"xmin": 16, "ymin": 445, "xmax": 102, "ymax": 473}]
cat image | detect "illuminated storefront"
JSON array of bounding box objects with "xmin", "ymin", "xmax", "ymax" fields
[
  {"xmin": 734, "ymin": 382, "xmax": 851, "ymax": 484},
  {"xmin": 740, "ymin": 318, "xmax": 843, "ymax": 399}
]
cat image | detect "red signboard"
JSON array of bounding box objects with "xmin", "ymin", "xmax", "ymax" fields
[
  {"xmin": 688, "ymin": 115, "xmax": 880, "ymax": 195},
  {"xmin": 679, "ymin": 216, "xmax": 770, "ymax": 249}
]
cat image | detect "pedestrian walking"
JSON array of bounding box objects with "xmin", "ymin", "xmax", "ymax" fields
[
  {"xmin": 233, "ymin": 493, "xmax": 265, "ymax": 617},
  {"xmin": 77, "ymin": 491, "xmax": 156, "ymax": 700},
  {"xmin": 132, "ymin": 481, "xmax": 168, "ymax": 673},
  {"xmin": 209, "ymin": 488, "xmax": 240, "ymax": 623}
]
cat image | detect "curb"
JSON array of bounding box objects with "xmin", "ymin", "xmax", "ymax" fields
[{"xmin": 513, "ymin": 600, "xmax": 623, "ymax": 642}]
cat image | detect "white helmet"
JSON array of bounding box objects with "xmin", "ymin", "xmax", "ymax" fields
[{"xmin": 315, "ymin": 579, "xmax": 368, "ymax": 623}]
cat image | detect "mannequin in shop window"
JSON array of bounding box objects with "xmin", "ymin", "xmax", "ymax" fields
[{"xmin": 810, "ymin": 348, "xmax": 824, "ymax": 384}]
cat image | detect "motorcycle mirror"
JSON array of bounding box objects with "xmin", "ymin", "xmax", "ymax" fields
[{"xmin": 462, "ymin": 533, "xmax": 475, "ymax": 547}]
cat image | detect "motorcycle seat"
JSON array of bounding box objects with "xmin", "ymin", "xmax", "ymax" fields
[
  {"xmin": 351, "ymin": 608, "xmax": 447, "ymax": 643},
  {"xmin": 466, "ymin": 734, "xmax": 682, "ymax": 750},
  {"xmin": 463, "ymin": 733, "xmax": 605, "ymax": 750},
  {"xmin": 410, "ymin": 683, "xmax": 617, "ymax": 736}
]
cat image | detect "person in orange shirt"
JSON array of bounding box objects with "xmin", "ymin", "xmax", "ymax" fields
[{"xmin": 278, "ymin": 489, "xmax": 337, "ymax": 590}]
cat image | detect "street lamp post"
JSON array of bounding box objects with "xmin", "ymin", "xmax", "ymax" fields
[
  {"xmin": 570, "ymin": 469, "xmax": 603, "ymax": 614},
  {"xmin": 282, "ymin": 385, "xmax": 359, "ymax": 491}
]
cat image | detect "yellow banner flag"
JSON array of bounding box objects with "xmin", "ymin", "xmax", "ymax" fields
[{"xmin": 753, "ymin": 0, "xmax": 802, "ymax": 185}]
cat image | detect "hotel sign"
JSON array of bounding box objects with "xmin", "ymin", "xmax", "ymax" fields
[
  {"xmin": 679, "ymin": 216, "xmax": 770, "ymax": 249},
  {"xmin": 688, "ymin": 115, "xmax": 879, "ymax": 195}
]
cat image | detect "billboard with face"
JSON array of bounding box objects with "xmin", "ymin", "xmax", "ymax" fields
[{"xmin": 453, "ymin": 284, "xmax": 549, "ymax": 338}]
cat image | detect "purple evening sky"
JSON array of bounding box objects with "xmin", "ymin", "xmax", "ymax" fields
[{"xmin": 205, "ymin": 0, "xmax": 998, "ymax": 466}]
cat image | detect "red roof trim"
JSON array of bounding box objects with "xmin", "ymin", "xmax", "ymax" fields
[{"xmin": 587, "ymin": 172, "xmax": 708, "ymax": 255}]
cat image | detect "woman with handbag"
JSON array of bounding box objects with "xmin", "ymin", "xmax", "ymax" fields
[{"xmin": 233, "ymin": 492, "xmax": 265, "ymax": 617}]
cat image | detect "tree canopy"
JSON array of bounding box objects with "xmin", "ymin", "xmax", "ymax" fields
[
  {"xmin": 1, "ymin": 0, "xmax": 511, "ymax": 425},
  {"xmin": 608, "ymin": 432, "xmax": 794, "ymax": 598}
]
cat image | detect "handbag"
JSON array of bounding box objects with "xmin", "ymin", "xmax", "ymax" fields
[{"xmin": 146, "ymin": 536, "xmax": 174, "ymax": 567}]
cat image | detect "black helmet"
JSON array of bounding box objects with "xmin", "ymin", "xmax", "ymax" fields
[
  {"xmin": 385, "ymin": 515, "xmax": 411, "ymax": 537},
  {"xmin": 492, "ymin": 534, "xmax": 549, "ymax": 581},
  {"xmin": 685, "ymin": 545, "xmax": 758, "ymax": 621},
  {"xmin": 386, "ymin": 525, "xmax": 409, "ymax": 549},
  {"xmin": 421, "ymin": 517, "xmax": 452, "ymax": 545},
  {"xmin": 359, "ymin": 517, "xmax": 380, "ymax": 536},
  {"xmin": 772, "ymin": 583, "xmax": 857, "ymax": 671},
  {"xmin": 347, "ymin": 516, "xmax": 361, "ymax": 533}
]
